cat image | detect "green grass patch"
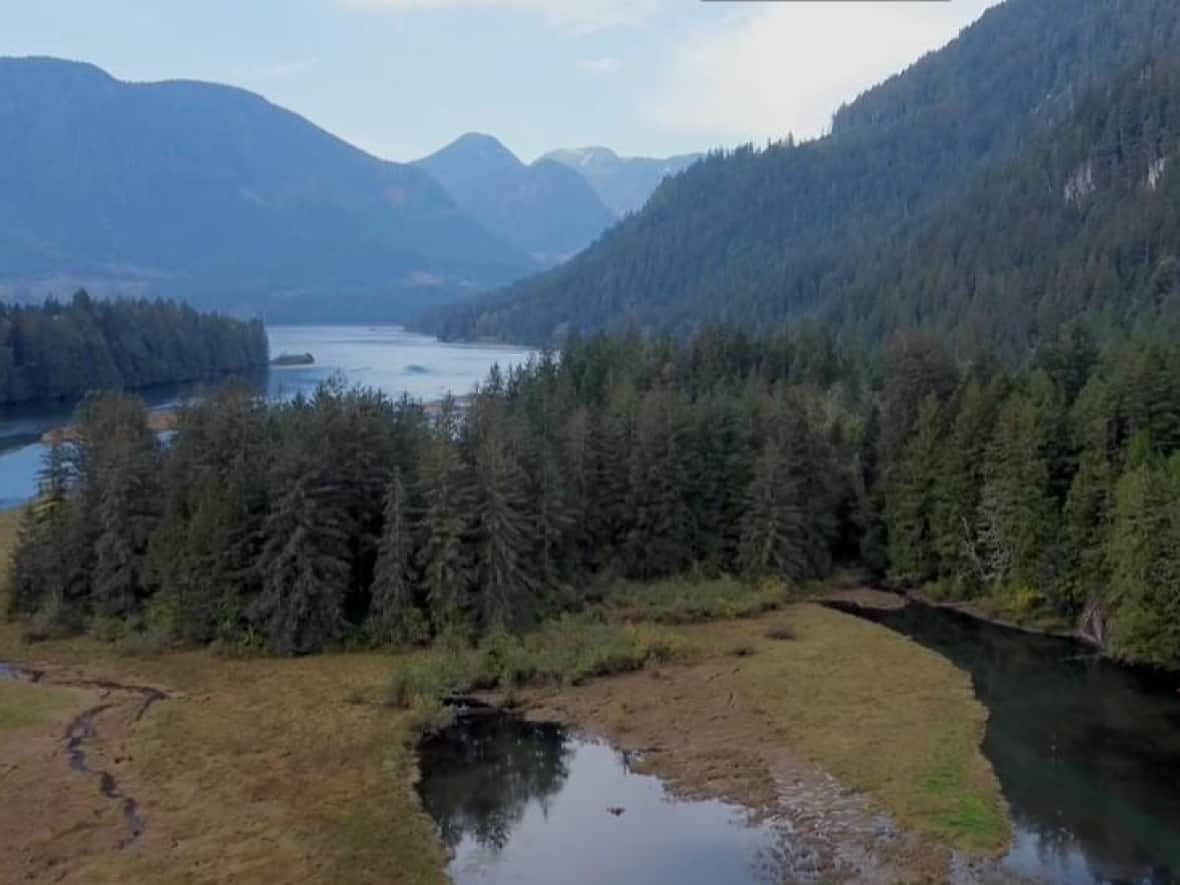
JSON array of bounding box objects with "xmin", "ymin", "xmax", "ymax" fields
[
  {"xmin": 601, "ymin": 576, "xmax": 788, "ymax": 625},
  {"xmin": 733, "ymin": 604, "xmax": 1010, "ymax": 856},
  {"xmin": 0, "ymin": 678, "xmax": 81, "ymax": 738}
]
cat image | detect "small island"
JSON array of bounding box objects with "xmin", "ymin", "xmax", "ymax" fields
[{"xmin": 271, "ymin": 352, "xmax": 316, "ymax": 367}]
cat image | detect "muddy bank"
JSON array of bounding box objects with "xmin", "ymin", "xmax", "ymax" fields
[{"xmin": 820, "ymin": 587, "xmax": 908, "ymax": 611}]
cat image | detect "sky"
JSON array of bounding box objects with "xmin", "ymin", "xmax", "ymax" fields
[{"xmin": 0, "ymin": 0, "xmax": 1000, "ymax": 163}]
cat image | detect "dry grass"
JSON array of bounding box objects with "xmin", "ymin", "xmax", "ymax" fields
[
  {"xmin": 728, "ymin": 605, "xmax": 1009, "ymax": 855},
  {"xmin": 0, "ymin": 676, "xmax": 81, "ymax": 736},
  {"xmin": 0, "ymin": 625, "xmax": 446, "ymax": 885}
]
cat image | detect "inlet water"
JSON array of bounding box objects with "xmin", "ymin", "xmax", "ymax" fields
[
  {"xmin": 416, "ymin": 713, "xmax": 790, "ymax": 885},
  {"xmin": 835, "ymin": 602, "xmax": 1180, "ymax": 884},
  {"xmin": 0, "ymin": 325, "xmax": 534, "ymax": 508}
]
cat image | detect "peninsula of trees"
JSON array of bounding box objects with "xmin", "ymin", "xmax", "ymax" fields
[{"xmin": 0, "ymin": 291, "xmax": 269, "ymax": 405}]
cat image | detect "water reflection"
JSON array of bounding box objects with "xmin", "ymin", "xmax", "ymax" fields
[
  {"xmin": 419, "ymin": 716, "xmax": 573, "ymax": 853},
  {"xmin": 834, "ymin": 602, "xmax": 1180, "ymax": 884},
  {"xmin": 416, "ymin": 713, "xmax": 788, "ymax": 885}
]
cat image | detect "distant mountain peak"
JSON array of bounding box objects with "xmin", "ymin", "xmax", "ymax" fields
[
  {"xmin": 422, "ymin": 133, "xmax": 524, "ymax": 176},
  {"xmin": 415, "ymin": 133, "xmax": 615, "ymax": 264},
  {"xmin": 541, "ymin": 146, "xmax": 701, "ymax": 216}
]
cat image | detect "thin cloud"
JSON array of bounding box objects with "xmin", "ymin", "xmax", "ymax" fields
[
  {"xmin": 649, "ymin": 1, "xmax": 999, "ymax": 143},
  {"xmin": 577, "ymin": 57, "xmax": 620, "ymax": 76}
]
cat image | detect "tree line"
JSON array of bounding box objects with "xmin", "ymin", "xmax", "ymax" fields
[
  {"xmin": 8, "ymin": 325, "xmax": 1180, "ymax": 669},
  {"xmin": 6, "ymin": 329, "xmax": 865, "ymax": 654},
  {"xmin": 878, "ymin": 329, "xmax": 1180, "ymax": 669},
  {"xmin": 0, "ymin": 290, "xmax": 268, "ymax": 405}
]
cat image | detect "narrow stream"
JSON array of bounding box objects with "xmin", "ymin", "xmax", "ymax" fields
[
  {"xmin": 830, "ymin": 602, "xmax": 1180, "ymax": 885},
  {"xmin": 1, "ymin": 661, "xmax": 164, "ymax": 850},
  {"xmin": 416, "ymin": 712, "xmax": 792, "ymax": 885}
]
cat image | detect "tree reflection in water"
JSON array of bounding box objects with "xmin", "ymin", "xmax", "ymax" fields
[{"xmin": 417, "ymin": 714, "xmax": 573, "ymax": 854}]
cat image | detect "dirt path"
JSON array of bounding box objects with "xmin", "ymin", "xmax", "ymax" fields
[{"xmin": 0, "ymin": 663, "xmax": 171, "ymax": 883}]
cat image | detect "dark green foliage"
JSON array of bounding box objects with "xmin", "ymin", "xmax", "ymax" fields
[
  {"xmin": 147, "ymin": 386, "xmax": 271, "ymax": 643},
  {"xmin": 15, "ymin": 323, "xmax": 1180, "ymax": 669},
  {"xmin": 369, "ymin": 469, "xmax": 426, "ymax": 646},
  {"xmin": 0, "ymin": 292, "xmax": 268, "ymax": 405},
  {"xmin": 416, "ymin": 398, "xmax": 474, "ymax": 632},
  {"xmin": 9, "ymin": 327, "xmax": 863, "ymax": 654},
  {"xmin": 874, "ymin": 331, "xmax": 1180, "ymax": 669},
  {"xmin": 1107, "ymin": 457, "xmax": 1180, "ymax": 668},
  {"xmin": 828, "ymin": 57, "xmax": 1180, "ymax": 359},
  {"xmin": 466, "ymin": 400, "xmax": 536, "ymax": 630}
]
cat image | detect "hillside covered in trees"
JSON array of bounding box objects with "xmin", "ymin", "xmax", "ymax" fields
[
  {"xmin": 421, "ymin": 0, "xmax": 1180, "ymax": 351},
  {"xmin": 823, "ymin": 57, "xmax": 1180, "ymax": 358},
  {"xmin": 0, "ymin": 291, "xmax": 268, "ymax": 405},
  {"xmin": 9, "ymin": 327, "xmax": 1180, "ymax": 671}
]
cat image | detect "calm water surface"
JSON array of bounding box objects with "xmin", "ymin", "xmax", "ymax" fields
[
  {"xmin": 0, "ymin": 324, "xmax": 533, "ymax": 507},
  {"xmin": 417, "ymin": 713, "xmax": 790, "ymax": 885},
  {"xmin": 836, "ymin": 602, "xmax": 1180, "ymax": 885}
]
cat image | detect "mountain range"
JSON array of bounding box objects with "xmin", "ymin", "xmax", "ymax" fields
[
  {"xmin": 424, "ymin": 0, "xmax": 1180, "ymax": 357},
  {"xmin": 414, "ymin": 133, "xmax": 616, "ymax": 266},
  {"xmin": 0, "ymin": 57, "xmax": 696, "ymax": 321},
  {"xmin": 0, "ymin": 57, "xmax": 536, "ymax": 321}
]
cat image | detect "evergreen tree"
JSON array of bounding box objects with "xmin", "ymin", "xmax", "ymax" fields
[
  {"xmin": 885, "ymin": 396, "xmax": 945, "ymax": 583},
  {"xmin": 738, "ymin": 440, "xmax": 811, "ymax": 579},
  {"xmin": 368, "ymin": 468, "xmax": 425, "ymax": 645},
  {"xmin": 415, "ymin": 399, "xmax": 473, "ymax": 631},
  {"xmin": 468, "ymin": 424, "xmax": 535, "ymax": 630},
  {"xmin": 1107, "ymin": 456, "xmax": 1180, "ymax": 668}
]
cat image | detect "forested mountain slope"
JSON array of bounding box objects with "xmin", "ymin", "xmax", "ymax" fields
[
  {"xmin": 824, "ymin": 58, "xmax": 1180, "ymax": 359},
  {"xmin": 0, "ymin": 58, "xmax": 532, "ymax": 319},
  {"xmin": 416, "ymin": 133, "xmax": 616, "ymax": 265},
  {"xmin": 423, "ymin": 0, "xmax": 1180, "ymax": 346}
]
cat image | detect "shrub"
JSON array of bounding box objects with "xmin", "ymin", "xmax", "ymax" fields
[
  {"xmin": 603, "ymin": 577, "xmax": 788, "ymax": 625},
  {"xmin": 384, "ymin": 619, "xmax": 694, "ymax": 708}
]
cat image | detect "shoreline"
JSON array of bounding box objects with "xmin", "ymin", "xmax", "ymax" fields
[{"xmin": 819, "ymin": 584, "xmax": 1105, "ymax": 650}]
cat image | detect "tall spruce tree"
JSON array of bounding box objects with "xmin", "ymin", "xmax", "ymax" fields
[
  {"xmin": 368, "ymin": 468, "xmax": 425, "ymax": 644},
  {"xmin": 415, "ymin": 398, "xmax": 473, "ymax": 631}
]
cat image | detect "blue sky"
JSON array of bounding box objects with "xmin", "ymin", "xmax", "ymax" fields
[{"xmin": 1, "ymin": 0, "xmax": 999, "ymax": 163}]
